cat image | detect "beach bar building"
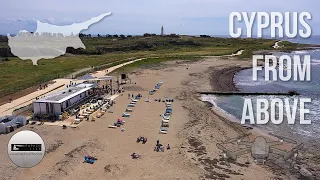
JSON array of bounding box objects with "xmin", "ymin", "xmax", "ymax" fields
[
  {"xmin": 33, "ymin": 83, "xmax": 96, "ymax": 116},
  {"xmin": 0, "ymin": 116, "xmax": 27, "ymax": 134}
]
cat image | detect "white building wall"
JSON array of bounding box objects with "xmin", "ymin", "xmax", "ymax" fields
[
  {"xmin": 34, "ymin": 89, "xmax": 91, "ymax": 115},
  {"xmin": 40, "ymin": 103, "xmax": 47, "ymax": 114},
  {"xmin": 33, "ymin": 102, "xmax": 41, "ymax": 114},
  {"xmin": 34, "ymin": 102, "xmax": 47, "ymax": 115},
  {"xmin": 53, "ymin": 103, "xmax": 62, "ymax": 115}
]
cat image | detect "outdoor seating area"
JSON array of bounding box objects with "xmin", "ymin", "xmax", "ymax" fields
[{"xmin": 69, "ymin": 97, "xmax": 114, "ymax": 125}]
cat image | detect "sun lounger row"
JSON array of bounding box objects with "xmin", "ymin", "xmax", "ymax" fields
[
  {"xmin": 159, "ymin": 106, "xmax": 173, "ymax": 134},
  {"xmin": 123, "ymin": 95, "xmax": 142, "ymax": 117},
  {"xmin": 149, "ymin": 81, "xmax": 163, "ymax": 95}
]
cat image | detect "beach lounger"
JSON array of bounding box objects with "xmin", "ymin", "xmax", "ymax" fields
[
  {"xmin": 122, "ymin": 113, "xmax": 131, "ymax": 117},
  {"xmin": 159, "ymin": 128, "xmax": 168, "ymax": 134},
  {"xmin": 145, "ymin": 99, "xmax": 151, "ymax": 102},
  {"xmin": 166, "ymin": 108, "xmax": 172, "ymax": 114},
  {"xmin": 74, "ymin": 119, "xmax": 80, "ymax": 124},
  {"xmin": 127, "ymin": 104, "xmax": 135, "ymax": 107},
  {"xmin": 162, "ymin": 114, "xmax": 170, "ymax": 120},
  {"xmin": 132, "ymin": 99, "xmax": 138, "ymax": 102},
  {"xmin": 126, "ymin": 108, "xmax": 133, "ymax": 112},
  {"xmin": 131, "ymin": 101, "xmax": 137, "ymax": 104},
  {"xmin": 162, "ymin": 119, "xmax": 170, "ymax": 123},
  {"xmin": 161, "ymin": 121, "xmax": 169, "ymax": 127},
  {"xmin": 108, "ymin": 125, "xmax": 117, "ymax": 128},
  {"xmin": 159, "ymin": 127, "xmax": 168, "ymax": 134}
]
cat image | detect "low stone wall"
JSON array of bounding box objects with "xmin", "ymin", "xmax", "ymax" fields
[{"xmin": 12, "ymin": 104, "xmax": 33, "ymax": 116}]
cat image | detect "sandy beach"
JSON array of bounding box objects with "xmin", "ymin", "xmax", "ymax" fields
[{"xmin": 0, "ymin": 56, "xmax": 318, "ymax": 180}]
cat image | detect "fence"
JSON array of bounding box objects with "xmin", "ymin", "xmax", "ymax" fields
[{"xmin": 12, "ymin": 104, "xmax": 33, "ymax": 116}]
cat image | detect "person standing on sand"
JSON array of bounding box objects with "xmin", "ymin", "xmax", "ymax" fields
[
  {"xmin": 128, "ymin": 93, "xmax": 130, "ymax": 99},
  {"xmin": 167, "ymin": 144, "xmax": 171, "ymax": 150},
  {"xmin": 156, "ymin": 139, "xmax": 159, "ymax": 146}
]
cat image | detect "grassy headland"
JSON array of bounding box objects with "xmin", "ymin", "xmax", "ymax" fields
[{"xmin": 0, "ymin": 34, "xmax": 310, "ymax": 97}]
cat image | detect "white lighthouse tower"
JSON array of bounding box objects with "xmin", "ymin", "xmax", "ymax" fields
[{"xmin": 161, "ymin": 26, "xmax": 164, "ymax": 36}]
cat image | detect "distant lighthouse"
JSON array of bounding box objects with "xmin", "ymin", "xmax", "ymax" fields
[{"xmin": 161, "ymin": 26, "xmax": 164, "ymax": 36}]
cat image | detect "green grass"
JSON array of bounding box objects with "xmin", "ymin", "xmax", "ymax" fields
[
  {"xmin": 0, "ymin": 54, "xmax": 137, "ymax": 96},
  {"xmin": 0, "ymin": 35, "xmax": 308, "ymax": 97}
]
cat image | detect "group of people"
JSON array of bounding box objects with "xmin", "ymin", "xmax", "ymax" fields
[
  {"xmin": 39, "ymin": 83, "xmax": 48, "ymax": 90},
  {"xmin": 154, "ymin": 139, "xmax": 170, "ymax": 152},
  {"xmin": 128, "ymin": 93, "xmax": 142, "ymax": 99},
  {"xmin": 137, "ymin": 136, "xmax": 148, "ymax": 144},
  {"xmin": 114, "ymin": 118, "xmax": 124, "ymax": 127}
]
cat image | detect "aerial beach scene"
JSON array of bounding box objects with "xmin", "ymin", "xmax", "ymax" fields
[{"xmin": 0, "ymin": 1, "xmax": 320, "ymax": 180}]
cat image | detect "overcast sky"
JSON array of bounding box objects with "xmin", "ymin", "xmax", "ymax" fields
[{"xmin": 0, "ymin": 0, "xmax": 319, "ymax": 36}]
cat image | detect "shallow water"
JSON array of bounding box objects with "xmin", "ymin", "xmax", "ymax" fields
[{"xmin": 204, "ymin": 38, "xmax": 320, "ymax": 142}]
